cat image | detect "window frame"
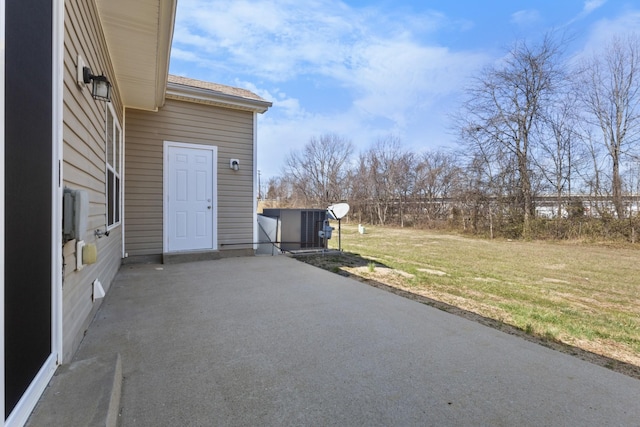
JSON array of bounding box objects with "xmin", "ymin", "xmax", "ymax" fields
[{"xmin": 105, "ymin": 102, "xmax": 122, "ymax": 230}]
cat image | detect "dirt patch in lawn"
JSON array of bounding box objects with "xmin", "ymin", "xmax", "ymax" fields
[{"xmin": 293, "ymin": 251, "xmax": 640, "ymax": 380}]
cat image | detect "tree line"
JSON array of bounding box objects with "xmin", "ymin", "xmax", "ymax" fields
[{"xmin": 263, "ymin": 33, "xmax": 640, "ymax": 241}]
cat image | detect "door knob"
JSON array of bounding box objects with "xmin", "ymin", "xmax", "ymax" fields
[{"xmin": 207, "ymin": 206, "xmax": 212, "ymax": 210}]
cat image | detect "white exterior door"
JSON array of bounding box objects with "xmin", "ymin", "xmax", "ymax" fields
[{"xmin": 164, "ymin": 142, "xmax": 217, "ymax": 252}]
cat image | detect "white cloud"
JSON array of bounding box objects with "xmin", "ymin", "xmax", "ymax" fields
[
  {"xmin": 575, "ymin": 10, "xmax": 640, "ymax": 57},
  {"xmin": 170, "ymin": 47, "xmax": 200, "ymax": 63},
  {"xmin": 256, "ymin": 109, "xmax": 369, "ymax": 178},
  {"xmin": 173, "ymin": 0, "xmax": 474, "ymax": 82},
  {"xmin": 510, "ymin": 9, "xmax": 541, "ymax": 27},
  {"xmin": 346, "ymin": 40, "xmax": 486, "ymax": 126},
  {"xmin": 583, "ymin": 0, "xmax": 607, "ymax": 15},
  {"xmin": 236, "ymin": 80, "xmax": 307, "ymax": 119},
  {"xmin": 172, "ymin": 0, "xmax": 489, "ymax": 178},
  {"xmin": 565, "ymin": 0, "xmax": 608, "ymax": 26},
  {"xmin": 173, "ymin": 0, "xmax": 361, "ymax": 81}
]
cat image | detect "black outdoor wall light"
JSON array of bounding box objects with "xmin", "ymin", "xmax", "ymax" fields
[{"xmin": 82, "ymin": 66, "xmax": 112, "ymax": 102}]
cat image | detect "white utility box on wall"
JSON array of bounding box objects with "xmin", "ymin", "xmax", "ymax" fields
[{"xmin": 63, "ymin": 188, "xmax": 88, "ymax": 242}]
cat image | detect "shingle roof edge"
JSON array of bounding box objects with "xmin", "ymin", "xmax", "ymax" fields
[{"xmin": 166, "ymin": 75, "xmax": 272, "ymax": 113}]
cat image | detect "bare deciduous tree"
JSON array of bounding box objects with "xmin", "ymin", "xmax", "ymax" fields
[
  {"xmin": 413, "ymin": 151, "xmax": 460, "ymax": 226},
  {"xmin": 575, "ymin": 34, "xmax": 640, "ymax": 218},
  {"xmin": 264, "ymin": 176, "xmax": 298, "ymax": 207},
  {"xmin": 458, "ymin": 35, "xmax": 563, "ymax": 238},
  {"xmin": 345, "ymin": 156, "xmax": 373, "ymax": 224},
  {"xmin": 536, "ymin": 91, "xmax": 583, "ymax": 217},
  {"xmin": 269, "ymin": 35, "xmax": 640, "ymax": 241},
  {"xmin": 282, "ymin": 133, "xmax": 354, "ymax": 207},
  {"xmin": 362, "ymin": 136, "xmax": 411, "ymax": 225}
]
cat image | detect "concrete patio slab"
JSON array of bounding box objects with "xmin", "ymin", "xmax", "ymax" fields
[
  {"xmin": 26, "ymin": 353, "xmax": 122, "ymax": 427},
  {"xmin": 70, "ymin": 256, "xmax": 639, "ymax": 426}
]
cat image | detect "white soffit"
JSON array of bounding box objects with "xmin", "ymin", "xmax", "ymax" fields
[{"xmin": 95, "ymin": 0, "xmax": 176, "ymax": 111}]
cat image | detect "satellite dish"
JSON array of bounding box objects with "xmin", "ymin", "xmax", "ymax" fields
[{"xmin": 327, "ymin": 203, "xmax": 350, "ymax": 220}]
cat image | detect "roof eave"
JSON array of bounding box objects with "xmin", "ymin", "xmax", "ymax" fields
[
  {"xmin": 95, "ymin": 0, "xmax": 177, "ymax": 111},
  {"xmin": 154, "ymin": 0, "xmax": 177, "ymax": 110},
  {"xmin": 166, "ymin": 82, "xmax": 273, "ymax": 114}
]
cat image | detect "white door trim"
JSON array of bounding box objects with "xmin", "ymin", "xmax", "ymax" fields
[
  {"xmin": 4, "ymin": 0, "xmax": 63, "ymax": 425},
  {"xmin": 163, "ymin": 141, "xmax": 218, "ymax": 253},
  {"xmin": 52, "ymin": 0, "xmax": 64, "ymax": 366},
  {"xmin": 5, "ymin": 354, "xmax": 57, "ymax": 427},
  {"xmin": 0, "ymin": 0, "xmax": 6, "ymax": 419}
]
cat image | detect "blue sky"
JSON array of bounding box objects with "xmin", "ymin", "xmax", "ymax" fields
[{"xmin": 169, "ymin": 0, "xmax": 640, "ymax": 179}]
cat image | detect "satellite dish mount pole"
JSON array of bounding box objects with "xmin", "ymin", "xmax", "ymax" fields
[
  {"xmin": 328, "ymin": 208, "xmax": 341, "ymax": 251},
  {"xmin": 327, "ymin": 203, "xmax": 349, "ymax": 252}
]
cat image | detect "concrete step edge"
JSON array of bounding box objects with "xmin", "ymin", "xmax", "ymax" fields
[{"xmin": 26, "ymin": 353, "xmax": 122, "ymax": 427}]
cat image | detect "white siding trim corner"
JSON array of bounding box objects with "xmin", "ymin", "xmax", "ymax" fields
[
  {"xmin": 253, "ymin": 112, "xmax": 258, "ymax": 250},
  {"xmin": 52, "ymin": 0, "xmax": 64, "ymax": 364},
  {"xmin": 121, "ymin": 105, "xmax": 126, "ymax": 258}
]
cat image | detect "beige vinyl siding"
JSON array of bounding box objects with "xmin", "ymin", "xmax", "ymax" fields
[
  {"xmin": 61, "ymin": 0, "xmax": 124, "ymax": 362},
  {"xmin": 125, "ymin": 99, "xmax": 255, "ymax": 256}
]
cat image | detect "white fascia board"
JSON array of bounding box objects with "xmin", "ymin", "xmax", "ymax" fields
[{"xmin": 165, "ymin": 83, "xmax": 272, "ymax": 114}]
